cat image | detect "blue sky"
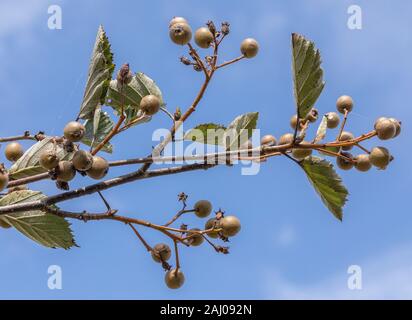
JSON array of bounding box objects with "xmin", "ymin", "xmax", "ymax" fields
[{"xmin": 0, "ymin": 0, "xmax": 411, "ymax": 299}]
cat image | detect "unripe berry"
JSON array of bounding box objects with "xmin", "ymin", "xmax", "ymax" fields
[
  {"xmin": 326, "ymin": 112, "xmax": 340, "ymax": 129},
  {"xmin": 292, "ymin": 141, "xmax": 312, "ymax": 160},
  {"xmin": 165, "ymin": 268, "xmax": 185, "ymax": 289},
  {"xmin": 194, "ymin": 27, "xmax": 214, "ymax": 48},
  {"xmin": 169, "ymin": 17, "xmax": 188, "ymax": 29},
  {"xmin": 56, "ymin": 161, "xmax": 76, "ymax": 182},
  {"xmin": 0, "ymin": 172, "xmax": 9, "ymax": 192},
  {"xmin": 86, "ymin": 156, "xmax": 109, "ymax": 180},
  {"xmin": 240, "ymin": 38, "xmax": 259, "ymax": 58},
  {"xmin": 278, "ymin": 133, "xmax": 294, "ymax": 145},
  {"xmin": 4, "ymin": 142, "xmax": 24, "ymax": 162},
  {"xmin": 151, "ymin": 243, "xmax": 172, "ymax": 263},
  {"xmin": 388, "ymin": 118, "xmax": 401, "ymax": 137},
  {"xmin": 354, "ymin": 154, "xmax": 372, "ymax": 172},
  {"xmin": 169, "ymin": 22, "xmax": 192, "ymax": 45},
  {"xmin": 305, "ymin": 108, "xmax": 318, "ymax": 123},
  {"xmin": 205, "ymin": 218, "xmax": 220, "ymax": 238},
  {"xmin": 290, "ymin": 115, "xmax": 303, "ymax": 130},
  {"xmin": 39, "ymin": 150, "xmax": 59, "ymax": 170},
  {"xmin": 140, "ymin": 95, "xmax": 160, "ymax": 116},
  {"xmin": 339, "ymin": 131, "xmax": 354, "ymax": 151},
  {"xmin": 336, "ymin": 152, "xmax": 354, "ymax": 170},
  {"xmin": 72, "ymin": 150, "xmax": 93, "ymax": 171},
  {"xmin": 369, "ymin": 146, "xmax": 391, "ymax": 169},
  {"xmin": 220, "ymin": 215, "xmax": 241, "ymax": 237},
  {"xmin": 194, "ymin": 200, "xmax": 212, "ymax": 218},
  {"xmin": 63, "ymin": 121, "xmax": 85, "ymax": 142},
  {"xmin": 336, "ymin": 95, "xmax": 353, "ymax": 114},
  {"xmin": 374, "ymin": 118, "xmax": 396, "ymax": 140},
  {"xmin": 187, "ymin": 228, "xmax": 204, "ymax": 246},
  {"xmin": 260, "ymin": 135, "xmax": 277, "ymax": 146}
]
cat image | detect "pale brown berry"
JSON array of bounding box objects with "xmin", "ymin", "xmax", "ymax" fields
[
  {"xmin": 240, "ymin": 38, "xmax": 259, "ymax": 58},
  {"xmin": 39, "ymin": 151, "xmax": 59, "ymax": 170},
  {"xmin": 290, "ymin": 115, "xmax": 303, "ymax": 130},
  {"xmin": 336, "ymin": 152, "xmax": 354, "ymax": 170},
  {"xmin": 63, "ymin": 121, "xmax": 85, "ymax": 142},
  {"xmin": 326, "ymin": 112, "xmax": 340, "ymax": 129},
  {"xmin": 187, "ymin": 228, "xmax": 204, "ymax": 246},
  {"xmin": 140, "ymin": 95, "xmax": 160, "ymax": 116},
  {"xmin": 388, "ymin": 118, "xmax": 401, "ymax": 137},
  {"xmin": 339, "ymin": 131, "xmax": 354, "ymax": 151},
  {"xmin": 354, "ymin": 154, "xmax": 372, "ymax": 172},
  {"xmin": 56, "ymin": 161, "xmax": 76, "ymax": 182},
  {"xmin": 194, "ymin": 200, "xmax": 212, "ymax": 218},
  {"xmin": 86, "ymin": 156, "xmax": 109, "ymax": 180},
  {"xmin": 169, "ymin": 22, "xmax": 192, "ymax": 45},
  {"xmin": 72, "ymin": 150, "xmax": 94, "ymax": 171},
  {"xmin": 292, "ymin": 141, "xmax": 312, "ymax": 160},
  {"xmin": 205, "ymin": 218, "xmax": 220, "ymax": 238},
  {"xmin": 305, "ymin": 108, "xmax": 318, "ymax": 123},
  {"xmin": 194, "ymin": 27, "xmax": 214, "ymax": 48},
  {"xmin": 4, "ymin": 142, "xmax": 24, "ymax": 162},
  {"xmin": 374, "ymin": 118, "xmax": 396, "ymax": 140},
  {"xmin": 169, "ymin": 17, "xmax": 188, "ymax": 28},
  {"xmin": 220, "ymin": 215, "xmax": 241, "ymax": 237},
  {"xmin": 151, "ymin": 243, "xmax": 172, "ymax": 263},
  {"xmin": 260, "ymin": 135, "xmax": 277, "ymax": 146},
  {"xmin": 336, "ymin": 95, "xmax": 353, "ymax": 114},
  {"xmin": 278, "ymin": 133, "xmax": 294, "ymax": 145},
  {"xmin": 369, "ymin": 147, "xmax": 391, "ymax": 169},
  {"xmin": 165, "ymin": 268, "xmax": 185, "ymax": 289}
]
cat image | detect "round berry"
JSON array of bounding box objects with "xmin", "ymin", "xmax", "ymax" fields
[
  {"xmin": 169, "ymin": 22, "xmax": 192, "ymax": 45},
  {"xmin": 140, "ymin": 95, "xmax": 160, "ymax": 116},
  {"xmin": 260, "ymin": 135, "xmax": 277, "ymax": 146},
  {"xmin": 305, "ymin": 108, "xmax": 318, "ymax": 123},
  {"xmin": 205, "ymin": 218, "xmax": 220, "ymax": 238},
  {"xmin": 240, "ymin": 38, "xmax": 259, "ymax": 58},
  {"xmin": 165, "ymin": 268, "xmax": 185, "ymax": 289},
  {"xmin": 336, "ymin": 152, "xmax": 354, "ymax": 170},
  {"xmin": 194, "ymin": 27, "xmax": 214, "ymax": 48},
  {"xmin": 339, "ymin": 131, "xmax": 355, "ymax": 151},
  {"xmin": 151, "ymin": 243, "xmax": 172, "ymax": 263},
  {"xmin": 194, "ymin": 200, "xmax": 212, "ymax": 218},
  {"xmin": 4, "ymin": 142, "xmax": 24, "ymax": 162},
  {"xmin": 369, "ymin": 147, "xmax": 391, "ymax": 169},
  {"xmin": 187, "ymin": 228, "xmax": 204, "ymax": 246},
  {"xmin": 290, "ymin": 115, "xmax": 303, "ymax": 130},
  {"xmin": 336, "ymin": 95, "xmax": 353, "ymax": 114},
  {"xmin": 326, "ymin": 112, "xmax": 340, "ymax": 129},
  {"xmin": 278, "ymin": 133, "xmax": 294, "ymax": 145},
  {"xmin": 388, "ymin": 118, "xmax": 401, "ymax": 137},
  {"xmin": 72, "ymin": 150, "xmax": 94, "ymax": 171},
  {"xmin": 63, "ymin": 121, "xmax": 85, "ymax": 142},
  {"xmin": 374, "ymin": 118, "xmax": 396, "ymax": 140},
  {"xmin": 39, "ymin": 150, "xmax": 59, "ymax": 170},
  {"xmin": 56, "ymin": 161, "xmax": 76, "ymax": 182},
  {"xmin": 220, "ymin": 215, "xmax": 241, "ymax": 237},
  {"xmin": 86, "ymin": 156, "xmax": 109, "ymax": 180},
  {"xmin": 354, "ymin": 154, "xmax": 372, "ymax": 172},
  {"xmin": 292, "ymin": 141, "xmax": 312, "ymax": 160},
  {"xmin": 169, "ymin": 17, "xmax": 188, "ymax": 29}
]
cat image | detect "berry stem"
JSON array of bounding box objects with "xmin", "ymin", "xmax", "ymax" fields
[
  {"xmin": 128, "ymin": 223, "xmax": 153, "ymax": 252},
  {"xmin": 215, "ymin": 55, "xmax": 245, "ymax": 69}
]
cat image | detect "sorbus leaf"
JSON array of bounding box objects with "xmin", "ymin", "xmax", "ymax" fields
[
  {"xmin": 291, "ymin": 33, "xmax": 325, "ymax": 119},
  {"xmin": 224, "ymin": 112, "xmax": 259, "ymax": 150},
  {"xmin": 78, "ymin": 25, "xmax": 115, "ymax": 120},
  {"xmin": 0, "ymin": 191, "xmax": 76, "ymax": 249},
  {"xmin": 314, "ymin": 115, "xmax": 328, "ymax": 143},
  {"xmin": 301, "ymin": 156, "xmax": 348, "ymax": 220},
  {"xmin": 184, "ymin": 123, "xmax": 226, "ymax": 145},
  {"xmin": 81, "ymin": 108, "xmax": 114, "ymax": 153}
]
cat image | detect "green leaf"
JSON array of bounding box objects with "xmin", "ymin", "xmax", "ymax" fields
[
  {"xmin": 184, "ymin": 123, "xmax": 227, "ymax": 145},
  {"xmin": 291, "ymin": 33, "xmax": 325, "ymax": 119},
  {"xmin": 224, "ymin": 112, "xmax": 259, "ymax": 150},
  {"xmin": 314, "ymin": 115, "xmax": 328, "ymax": 143},
  {"xmin": 9, "ymin": 137, "xmax": 73, "ymax": 180},
  {"xmin": 81, "ymin": 108, "xmax": 114, "ymax": 153},
  {"xmin": 0, "ymin": 191, "xmax": 76, "ymax": 249},
  {"xmin": 106, "ymin": 72, "xmax": 163, "ymax": 125},
  {"xmin": 78, "ymin": 25, "xmax": 115, "ymax": 120},
  {"xmin": 301, "ymin": 156, "xmax": 348, "ymax": 221}
]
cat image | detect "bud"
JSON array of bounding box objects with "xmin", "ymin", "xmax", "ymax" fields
[
  {"xmin": 174, "ymin": 107, "xmax": 182, "ymax": 121},
  {"xmin": 193, "ymin": 64, "xmax": 202, "ymax": 72},
  {"xmin": 206, "ymin": 20, "xmax": 216, "ymax": 35},
  {"xmin": 116, "ymin": 63, "xmax": 133, "ymax": 85},
  {"xmin": 221, "ymin": 22, "xmax": 230, "ymax": 36},
  {"xmin": 180, "ymin": 56, "xmax": 192, "ymax": 66}
]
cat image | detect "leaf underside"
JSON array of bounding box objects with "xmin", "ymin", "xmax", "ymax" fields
[
  {"xmin": 301, "ymin": 156, "xmax": 348, "ymax": 220},
  {"xmin": 0, "ymin": 191, "xmax": 76, "ymax": 249},
  {"xmin": 292, "ymin": 33, "xmax": 325, "ymax": 119},
  {"xmin": 82, "ymin": 108, "xmax": 114, "ymax": 153},
  {"xmin": 224, "ymin": 112, "xmax": 259, "ymax": 150}
]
